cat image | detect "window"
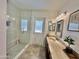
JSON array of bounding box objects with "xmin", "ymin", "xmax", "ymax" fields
[
  {"xmin": 21, "ymin": 19, "xmax": 28, "ymax": 31},
  {"xmin": 35, "ymin": 20, "xmax": 44, "ymax": 33}
]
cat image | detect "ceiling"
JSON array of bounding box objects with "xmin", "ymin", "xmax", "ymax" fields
[
  {"xmin": 8, "ymin": 0, "xmax": 68, "ymax": 18},
  {"xmin": 8, "ymin": 0, "xmax": 68, "ymax": 10}
]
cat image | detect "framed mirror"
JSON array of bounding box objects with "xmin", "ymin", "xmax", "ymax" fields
[
  {"xmin": 48, "ymin": 21, "xmax": 53, "ymax": 31},
  {"xmin": 68, "ymin": 10, "xmax": 79, "ymax": 32},
  {"xmin": 56, "ymin": 20, "xmax": 64, "ymax": 38}
]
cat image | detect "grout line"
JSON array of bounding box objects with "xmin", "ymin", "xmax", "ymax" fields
[{"xmin": 14, "ymin": 44, "xmax": 30, "ymax": 59}]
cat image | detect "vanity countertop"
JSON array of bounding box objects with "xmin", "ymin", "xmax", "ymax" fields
[{"xmin": 47, "ymin": 37, "xmax": 69, "ymax": 59}]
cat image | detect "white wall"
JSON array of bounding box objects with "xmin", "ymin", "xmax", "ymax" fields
[{"xmin": 0, "ymin": 0, "xmax": 7, "ymax": 59}]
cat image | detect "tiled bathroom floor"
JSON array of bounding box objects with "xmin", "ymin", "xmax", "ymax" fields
[{"xmin": 18, "ymin": 44, "xmax": 46, "ymax": 59}]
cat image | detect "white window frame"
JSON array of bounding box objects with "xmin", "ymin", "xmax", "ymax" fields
[
  {"xmin": 34, "ymin": 17, "xmax": 45, "ymax": 33},
  {"xmin": 21, "ymin": 19, "xmax": 28, "ymax": 32}
]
